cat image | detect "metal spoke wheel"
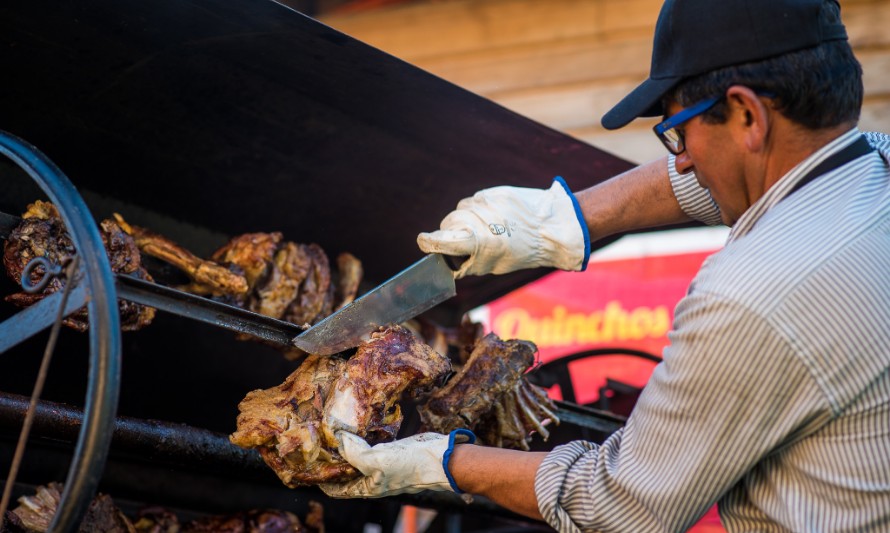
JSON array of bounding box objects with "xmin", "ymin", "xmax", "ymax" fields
[{"xmin": 0, "ymin": 130, "xmax": 122, "ymax": 532}]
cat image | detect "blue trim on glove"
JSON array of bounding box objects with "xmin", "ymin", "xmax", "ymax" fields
[
  {"xmin": 443, "ymin": 429, "xmax": 476, "ymax": 494},
  {"xmin": 553, "ymin": 176, "xmax": 591, "ymax": 271}
]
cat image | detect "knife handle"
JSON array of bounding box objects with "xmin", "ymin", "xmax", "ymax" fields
[{"xmin": 442, "ymin": 254, "xmax": 470, "ymax": 272}]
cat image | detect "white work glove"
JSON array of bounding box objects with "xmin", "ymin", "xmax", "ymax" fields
[
  {"xmin": 319, "ymin": 429, "xmax": 476, "ymax": 499},
  {"xmin": 417, "ymin": 177, "xmax": 590, "ymax": 278}
]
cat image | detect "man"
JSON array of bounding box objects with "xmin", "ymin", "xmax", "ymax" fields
[{"xmin": 320, "ymin": 0, "xmax": 890, "ymax": 530}]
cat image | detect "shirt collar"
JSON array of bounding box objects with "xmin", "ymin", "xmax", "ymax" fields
[{"xmin": 727, "ymin": 128, "xmax": 861, "ymax": 242}]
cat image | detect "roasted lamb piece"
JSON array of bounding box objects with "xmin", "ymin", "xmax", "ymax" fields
[
  {"xmin": 113, "ymin": 216, "xmax": 362, "ymax": 334},
  {"xmin": 2, "ymin": 201, "xmax": 156, "ymax": 331},
  {"xmin": 7, "ymin": 482, "xmax": 136, "ymax": 533},
  {"xmin": 405, "ymin": 316, "xmax": 486, "ymax": 363},
  {"xmin": 131, "ymin": 506, "xmax": 180, "ymax": 533},
  {"xmin": 334, "ymin": 252, "xmax": 362, "ymax": 310},
  {"xmin": 182, "ymin": 505, "xmax": 323, "ymax": 533},
  {"xmin": 230, "ymin": 325, "xmax": 451, "ymax": 487},
  {"xmin": 418, "ymin": 333, "xmax": 560, "ymax": 451},
  {"xmin": 113, "ymin": 214, "xmax": 250, "ymax": 300}
]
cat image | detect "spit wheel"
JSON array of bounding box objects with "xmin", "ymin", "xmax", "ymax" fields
[{"xmin": 0, "ymin": 130, "xmax": 122, "ymax": 533}]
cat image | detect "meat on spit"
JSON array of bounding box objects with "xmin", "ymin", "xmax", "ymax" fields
[
  {"xmin": 418, "ymin": 333, "xmax": 560, "ymax": 451},
  {"xmin": 114, "ymin": 215, "xmax": 363, "ymax": 337},
  {"xmin": 113, "ymin": 214, "xmax": 250, "ymax": 300},
  {"xmin": 229, "ymin": 325, "xmax": 450, "ymax": 487},
  {"xmin": 2, "ymin": 201, "xmax": 156, "ymax": 331},
  {"xmin": 2, "ymin": 482, "xmax": 325, "ymax": 533}
]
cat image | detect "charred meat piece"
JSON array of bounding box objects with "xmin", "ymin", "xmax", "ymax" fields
[
  {"xmin": 282, "ymin": 244, "xmax": 331, "ymax": 327},
  {"xmin": 110, "ymin": 220, "xmax": 362, "ymax": 336},
  {"xmin": 131, "ymin": 506, "xmax": 180, "ymax": 533},
  {"xmin": 80, "ymin": 494, "xmax": 138, "ymax": 533},
  {"xmin": 183, "ymin": 509, "xmax": 313, "ymax": 533},
  {"xmin": 418, "ymin": 333, "xmax": 559, "ymax": 451},
  {"xmin": 303, "ymin": 502, "xmax": 324, "ymax": 533},
  {"xmin": 230, "ymin": 354, "xmax": 354, "ymax": 486},
  {"xmin": 334, "ymin": 252, "xmax": 362, "ymax": 310},
  {"xmin": 230, "ymin": 325, "xmax": 451, "ymax": 487},
  {"xmin": 114, "ymin": 214, "xmax": 249, "ymax": 299},
  {"xmin": 3, "ymin": 201, "xmax": 156, "ymax": 331},
  {"xmin": 250, "ymin": 242, "xmax": 311, "ymax": 320},
  {"xmin": 211, "ymin": 232, "xmax": 283, "ymax": 290},
  {"xmin": 10, "ymin": 482, "xmax": 136, "ymax": 533},
  {"xmin": 1, "ymin": 510, "xmax": 28, "ymax": 533},
  {"xmin": 8, "ymin": 481, "xmax": 61, "ymax": 532},
  {"xmin": 406, "ymin": 316, "xmax": 486, "ymax": 363}
]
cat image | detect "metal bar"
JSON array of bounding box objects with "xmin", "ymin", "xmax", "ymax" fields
[
  {"xmin": 0, "ymin": 211, "xmax": 19, "ymax": 239},
  {"xmin": 115, "ymin": 274, "xmax": 304, "ymax": 347},
  {"xmin": 0, "ymin": 284, "xmax": 90, "ymax": 354},
  {"xmin": 554, "ymin": 400, "xmax": 625, "ymax": 434},
  {"xmin": 0, "ymin": 392, "xmax": 265, "ymax": 474}
]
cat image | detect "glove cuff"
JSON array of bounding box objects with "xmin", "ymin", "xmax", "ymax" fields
[
  {"xmin": 442, "ymin": 429, "xmax": 476, "ymax": 493},
  {"xmin": 552, "ymin": 176, "xmax": 591, "ymax": 271}
]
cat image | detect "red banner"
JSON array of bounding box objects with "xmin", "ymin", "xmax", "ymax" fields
[{"xmin": 471, "ymin": 228, "xmax": 726, "ymax": 404}]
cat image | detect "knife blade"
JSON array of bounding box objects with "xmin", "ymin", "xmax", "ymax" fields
[{"xmin": 291, "ymin": 253, "xmax": 456, "ymax": 355}]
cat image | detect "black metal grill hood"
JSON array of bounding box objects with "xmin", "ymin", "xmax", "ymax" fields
[
  {"xmin": 0, "ymin": 0, "xmax": 633, "ymax": 317},
  {"xmin": 0, "ymin": 1, "xmax": 636, "ymax": 530}
]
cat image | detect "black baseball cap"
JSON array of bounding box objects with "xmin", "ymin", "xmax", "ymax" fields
[{"xmin": 601, "ymin": 0, "xmax": 848, "ymax": 130}]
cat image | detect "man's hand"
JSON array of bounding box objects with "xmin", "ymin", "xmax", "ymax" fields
[
  {"xmin": 319, "ymin": 430, "xmax": 475, "ymax": 499},
  {"xmin": 417, "ymin": 177, "xmax": 590, "ymax": 278}
]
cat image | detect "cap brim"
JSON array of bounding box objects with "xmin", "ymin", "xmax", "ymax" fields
[{"xmin": 601, "ymin": 76, "xmax": 681, "ymax": 130}]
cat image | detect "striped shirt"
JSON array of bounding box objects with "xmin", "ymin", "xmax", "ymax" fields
[{"xmin": 535, "ymin": 129, "xmax": 890, "ymax": 532}]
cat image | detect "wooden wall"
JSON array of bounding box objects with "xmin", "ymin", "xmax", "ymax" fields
[{"xmin": 321, "ymin": 0, "xmax": 890, "ymax": 165}]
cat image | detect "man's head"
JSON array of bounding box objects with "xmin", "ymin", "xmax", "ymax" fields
[{"xmin": 602, "ymin": 0, "xmax": 858, "ymax": 131}]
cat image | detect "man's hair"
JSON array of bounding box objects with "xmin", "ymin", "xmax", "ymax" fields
[{"xmin": 667, "ymin": 2, "xmax": 862, "ymax": 130}]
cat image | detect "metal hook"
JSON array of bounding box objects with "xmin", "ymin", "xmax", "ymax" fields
[{"xmin": 20, "ymin": 255, "xmax": 72, "ymax": 294}]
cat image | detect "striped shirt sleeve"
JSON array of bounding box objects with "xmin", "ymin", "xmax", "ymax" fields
[
  {"xmin": 667, "ymin": 154, "xmax": 724, "ymax": 226},
  {"xmin": 534, "ymin": 292, "xmax": 830, "ymax": 532}
]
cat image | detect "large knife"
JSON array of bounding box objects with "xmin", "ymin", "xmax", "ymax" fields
[{"xmin": 291, "ymin": 253, "xmax": 457, "ymax": 356}]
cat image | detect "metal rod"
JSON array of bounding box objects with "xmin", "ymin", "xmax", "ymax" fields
[
  {"xmin": 0, "ymin": 392, "xmax": 265, "ymax": 475},
  {"xmin": 553, "ymin": 400, "xmax": 625, "ymax": 434},
  {"xmin": 115, "ymin": 274, "xmax": 304, "ymax": 347},
  {"xmin": 0, "ymin": 211, "xmax": 19, "ymax": 239},
  {"xmin": 0, "ymin": 284, "xmax": 90, "ymax": 354}
]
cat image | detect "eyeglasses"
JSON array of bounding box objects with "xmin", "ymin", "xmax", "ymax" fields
[
  {"xmin": 652, "ymin": 96, "xmax": 721, "ymax": 155},
  {"xmin": 653, "ymin": 91, "xmax": 776, "ymax": 155}
]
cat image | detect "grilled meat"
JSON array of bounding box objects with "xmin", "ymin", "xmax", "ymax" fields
[
  {"xmin": 9, "ymin": 482, "xmax": 136, "ymax": 533},
  {"xmin": 184, "ymin": 509, "xmax": 310, "ymax": 533},
  {"xmin": 250, "ymin": 241, "xmax": 311, "ymax": 320},
  {"xmin": 333, "ymin": 252, "xmax": 362, "ymax": 310},
  {"xmin": 8, "ymin": 484, "xmax": 323, "ymax": 533},
  {"xmin": 3, "ymin": 201, "xmax": 156, "ymax": 331},
  {"xmin": 131, "ymin": 506, "xmax": 180, "ymax": 533},
  {"xmin": 281, "ymin": 243, "xmax": 330, "ymax": 327},
  {"xmin": 112, "ymin": 217, "xmax": 361, "ymax": 337},
  {"xmin": 114, "ymin": 214, "xmax": 249, "ymax": 300},
  {"xmin": 418, "ymin": 333, "xmax": 559, "ymax": 450},
  {"xmin": 137, "ymin": 505, "xmax": 323, "ymax": 533},
  {"xmin": 211, "ymin": 232, "xmax": 283, "ymax": 290},
  {"xmin": 230, "ymin": 325, "xmax": 451, "ymax": 487}
]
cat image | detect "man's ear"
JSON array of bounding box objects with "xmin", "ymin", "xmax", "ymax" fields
[{"xmin": 725, "ymin": 85, "xmax": 770, "ymax": 152}]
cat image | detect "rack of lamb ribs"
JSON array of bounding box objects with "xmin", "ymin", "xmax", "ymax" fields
[{"xmin": 418, "ymin": 333, "xmax": 560, "ymax": 451}]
